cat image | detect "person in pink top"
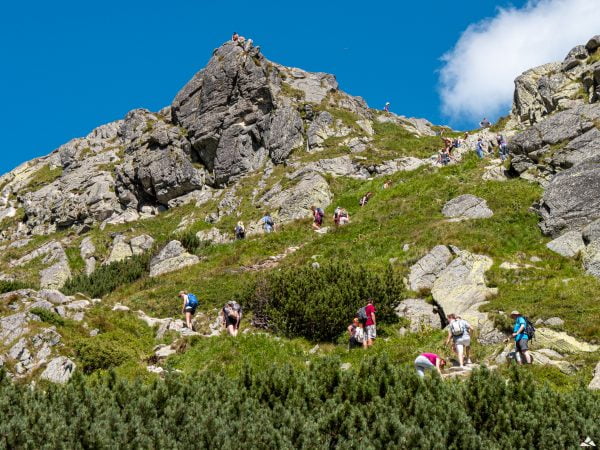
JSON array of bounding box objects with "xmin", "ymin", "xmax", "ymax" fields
[
  {"xmin": 364, "ymin": 299, "xmax": 376, "ymax": 347},
  {"xmin": 414, "ymin": 353, "xmax": 446, "ymax": 378}
]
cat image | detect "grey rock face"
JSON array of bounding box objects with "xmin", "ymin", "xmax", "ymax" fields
[
  {"xmin": 408, "ymin": 245, "xmax": 453, "ymax": 292},
  {"xmin": 590, "ymin": 361, "xmax": 600, "ymax": 390},
  {"xmin": 537, "ymin": 156, "xmax": 600, "ymax": 236},
  {"xmin": 41, "ymin": 357, "xmax": 76, "ymax": 384},
  {"xmin": 259, "ymin": 170, "xmax": 333, "ymax": 223},
  {"xmin": 582, "ymin": 240, "xmax": 600, "ymax": 278},
  {"xmin": 196, "ymin": 227, "xmax": 232, "ymax": 245},
  {"xmin": 0, "ymin": 313, "xmax": 31, "ymax": 345},
  {"xmin": 149, "ymin": 240, "xmax": 199, "ymax": 278},
  {"xmin": 546, "ymin": 231, "xmax": 585, "ymax": 258},
  {"xmin": 442, "ymin": 195, "xmax": 493, "ymax": 221},
  {"xmin": 583, "ymin": 219, "xmax": 600, "ymax": 244},
  {"xmin": 395, "ymin": 298, "xmax": 441, "ymax": 332}
]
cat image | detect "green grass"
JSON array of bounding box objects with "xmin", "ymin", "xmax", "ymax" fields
[
  {"xmin": 372, "ymin": 121, "xmax": 442, "ymax": 158},
  {"xmin": 587, "ymin": 48, "xmax": 600, "ymax": 64},
  {"xmin": 21, "ymin": 165, "xmax": 63, "ymax": 194}
]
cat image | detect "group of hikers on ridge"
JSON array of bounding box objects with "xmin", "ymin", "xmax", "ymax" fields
[
  {"xmin": 412, "ymin": 310, "xmax": 534, "ymax": 377},
  {"xmin": 178, "ymin": 291, "xmax": 534, "ymax": 376},
  {"xmin": 179, "ymin": 291, "xmax": 242, "ymax": 337}
]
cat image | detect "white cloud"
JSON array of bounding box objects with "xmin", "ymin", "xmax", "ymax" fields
[{"xmin": 439, "ymin": 0, "xmax": 600, "ymax": 125}]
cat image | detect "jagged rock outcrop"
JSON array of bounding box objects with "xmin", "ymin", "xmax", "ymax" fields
[
  {"xmin": 534, "ymin": 328, "xmax": 599, "ymax": 354},
  {"xmin": 395, "ymin": 298, "xmax": 442, "ymax": 332},
  {"xmin": 105, "ymin": 233, "xmax": 155, "ymax": 265},
  {"xmin": 442, "ymin": 195, "xmax": 493, "ymax": 221},
  {"xmin": 149, "ymin": 240, "xmax": 199, "ymax": 277},
  {"xmin": 259, "ymin": 170, "xmax": 333, "ymax": 223},
  {"xmin": 408, "ymin": 245, "xmax": 453, "ymax": 292},
  {"xmin": 590, "ymin": 362, "xmax": 600, "ymax": 390},
  {"xmin": 546, "ymin": 231, "xmax": 585, "ymax": 258},
  {"xmin": 196, "ymin": 228, "xmax": 232, "ymax": 245},
  {"xmin": 41, "ymin": 357, "xmax": 76, "ymax": 384},
  {"xmin": 9, "ymin": 241, "xmax": 71, "ymax": 289},
  {"xmin": 510, "ymin": 35, "xmax": 600, "ymax": 127}
]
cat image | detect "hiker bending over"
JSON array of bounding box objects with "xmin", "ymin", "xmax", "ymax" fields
[
  {"xmin": 359, "ymin": 192, "xmax": 373, "ymax": 207},
  {"xmin": 262, "ymin": 213, "xmax": 274, "ymax": 233},
  {"xmin": 510, "ymin": 310, "xmax": 532, "ymax": 364},
  {"xmin": 235, "ymin": 221, "xmax": 245, "ymax": 240},
  {"xmin": 479, "ymin": 117, "xmax": 491, "ymax": 128},
  {"xmin": 311, "ymin": 206, "xmax": 325, "ymax": 230},
  {"xmin": 358, "ymin": 299, "xmax": 376, "ymax": 347},
  {"xmin": 414, "ymin": 353, "xmax": 446, "ymax": 378},
  {"xmin": 179, "ymin": 291, "xmax": 198, "ymax": 330},
  {"xmin": 338, "ymin": 208, "xmax": 350, "ymax": 225},
  {"xmin": 222, "ymin": 301, "xmax": 242, "ymax": 337},
  {"xmin": 445, "ymin": 314, "xmax": 473, "ymax": 367},
  {"xmin": 348, "ymin": 318, "xmax": 366, "ymax": 349}
]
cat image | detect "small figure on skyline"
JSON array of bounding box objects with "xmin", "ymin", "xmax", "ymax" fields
[
  {"xmin": 383, "ymin": 102, "xmax": 390, "ymax": 112},
  {"xmin": 479, "ymin": 117, "xmax": 491, "ymax": 128}
]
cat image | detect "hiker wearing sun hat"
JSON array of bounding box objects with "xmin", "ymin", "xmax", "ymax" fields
[{"xmin": 510, "ymin": 310, "xmax": 532, "ymax": 364}]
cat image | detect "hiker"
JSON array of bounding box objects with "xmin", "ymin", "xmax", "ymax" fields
[
  {"xmin": 414, "ymin": 353, "xmax": 446, "ymax": 378},
  {"xmin": 362, "ymin": 299, "xmax": 376, "ymax": 347},
  {"xmin": 333, "ymin": 207, "xmax": 341, "ymax": 226},
  {"xmin": 510, "ymin": 310, "xmax": 532, "ymax": 364},
  {"xmin": 463, "ymin": 131, "xmax": 469, "ymax": 140},
  {"xmin": 445, "ymin": 314, "xmax": 473, "ymax": 367},
  {"xmin": 338, "ymin": 208, "xmax": 350, "ymax": 226},
  {"xmin": 476, "ymin": 138, "xmax": 485, "ymax": 159},
  {"xmin": 311, "ymin": 206, "xmax": 325, "ymax": 230},
  {"xmin": 179, "ymin": 290, "xmax": 198, "ymax": 330},
  {"xmin": 479, "ymin": 117, "xmax": 491, "ymax": 128},
  {"xmin": 383, "ymin": 102, "xmax": 390, "ymax": 112},
  {"xmin": 262, "ymin": 213, "xmax": 274, "ymax": 233},
  {"xmin": 452, "ymin": 138, "xmax": 461, "ymax": 150},
  {"xmin": 232, "ymin": 32, "xmax": 239, "ymax": 42},
  {"xmin": 383, "ymin": 180, "xmax": 392, "ymax": 189},
  {"xmin": 222, "ymin": 301, "xmax": 242, "ymax": 337},
  {"xmin": 234, "ymin": 221, "xmax": 245, "ymax": 240},
  {"xmin": 437, "ymin": 149, "xmax": 449, "ymax": 166},
  {"xmin": 359, "ymin": 192, "xmax": 373, "ymax": 207},
  {"xmin": 498, "ymin": 135, "xmax": 509, "ymax": 161},
  {"xmin": 348, "ymin": 318, "xmax": 366, "ymax": 349}
]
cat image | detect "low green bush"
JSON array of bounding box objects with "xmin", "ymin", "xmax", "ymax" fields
[
  {"xmin": 62, "ymin": 252, "xmax": 151, "ymax": 298},
  {"xmin": 0, "ymin": 280, "xmax": 29, "ymax": 294},
  {"xmin": 0, "ymin": 358, "xmax": 597, "ymax": 448},
  {"xmin": 74, "ymin": 336, "xmax": 134, "ymax": 374},
  {"xmin": 244, "ymin": 263, "xmax": 403, "ymax": 341},
  {"xmin": 30, "ymin": 307, "xmax": 66, "ymax": 327}
]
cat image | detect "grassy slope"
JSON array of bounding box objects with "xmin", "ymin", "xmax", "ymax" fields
[{"xmin": 3, "ymin": 118, "xmax": 599, "ymax": 386}]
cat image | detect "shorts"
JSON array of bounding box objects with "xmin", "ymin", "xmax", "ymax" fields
[
  {"xmin": 414, "ymin": 355, "xmax": 435, "ymax": 377},
  {"xmin": 225, "ymin": 314, "xmax": 240, "ymax": 328},
  {"xmin": 349, "ymin": 337, "xmax": 363, "ymax": 349},
  {"xmin": 516, "ymin": 338, "xmax": 529, "ymax": 352},
  {"xmin": 454, "ymin": 337, "xmax": 471, "ymax": 351},
  {"xmin": 184, "ymin": 306, "xmax": 196, "ymax": 314},
  {"xmin": 366, "ymin": 325, "xmax": 376, "ymax": 340},
  {"xmin": 314, "ymin": 216, "xmax": 323, "ymax": 226}
]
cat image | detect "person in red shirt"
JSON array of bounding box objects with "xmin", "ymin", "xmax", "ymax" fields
[{"xmin": 365, "ymin": 299, "xmax": 376, "ymax": 347}]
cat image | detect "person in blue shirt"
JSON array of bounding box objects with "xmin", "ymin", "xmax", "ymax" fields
[
  {"xmin": 261, "ymin": 213, "xmax": 274, "ymax": 233},
  {"xmin": 511, "ymin": 310, "xmax": 531, "ymax": 364},
  {"xmin": 475, "ymin": 138, "xmax": 485, "ymax": 159}
]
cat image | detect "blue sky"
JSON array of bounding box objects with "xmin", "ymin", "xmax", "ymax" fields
[{"xmin": 2, "ymin": 0, "xmax": 596, "ymax": 175}]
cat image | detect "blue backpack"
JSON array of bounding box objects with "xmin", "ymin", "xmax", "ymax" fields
[{"xmin": 186, "ymin": 293, "xmax": 199, "ymax": 308}]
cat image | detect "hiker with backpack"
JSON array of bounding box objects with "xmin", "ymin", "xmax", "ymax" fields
[
  {"xmin": 476, "ymin": 138, "xmax": 485, "ymax": 159},
  {"xmin": 510, "ymin": 310, "xmax": 533, "ymax": 364},
  {"xmin": 359, "ymin": 192, "xmax": 373, "ymax": 207},
  {"xmin": 445, "ymin": 314, "xmax": 473, "ymax": 368},
  {"xmin": 262, "ymin": 213, "xmax": 274, "ymax": 233},
  {"xmin": 498, "ymin": 135, "xmax": 509, "ymax": 161},
  {"xmin": 348, "ymin": 318, "xmax": 366, "ymax": 349},
  {"xmin": 414, "ymin": 353, "xmax": 446, "ymax": 378},
  {"xmin": 357, "ymin": 299, "xmax": 376, "ymax": 347},
  {"xmin": 338, "ymin": 208, "xmax": 350, "ymax": 226},
  {"xmin": 235, "ymin": 221, "xmax": 246, "ymax": 240},
  {"xmin": 179, "ymin": 290, "xmax": 199, "ymax": 330},
  {"xmin": 311, "ymin": 206, "xmax": 325, "ymax": 230},
  {"xmin": 221, "ymin": 301, "xmax": 242, "ymax": 337}
]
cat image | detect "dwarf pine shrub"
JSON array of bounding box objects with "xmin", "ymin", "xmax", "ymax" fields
[
  {"xmin": 62, "ymin": 252, "xmax": 151, "ymax": 298},
  {"xmin": 244, "ymin": 263, "xmax": 403, "ymax": 341},
  {"xmin": 0, "ymin": 358, "xmax": 597, "ymax": 448}
]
